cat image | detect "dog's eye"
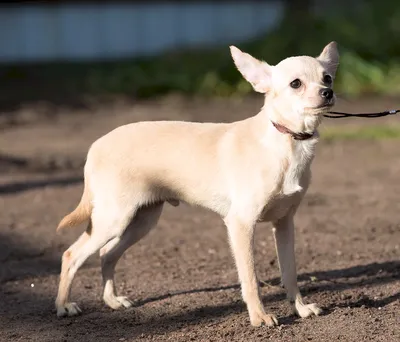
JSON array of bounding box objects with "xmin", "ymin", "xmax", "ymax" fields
[
  {"xmin": 290, "ymin": 79, "xmax": 302, "ymax": 89},
  {"xmin": 323, "ymin": 75, "xmax": 332, "ymax": 84}
]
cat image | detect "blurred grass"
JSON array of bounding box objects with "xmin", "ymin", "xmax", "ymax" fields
[
  {"xmin": 321, "ymin": 125, "xmax": 400, "ymax": 141},
  {"xmin": 1, "ymin": 1, "xmax": 400, "ymax": 107}
]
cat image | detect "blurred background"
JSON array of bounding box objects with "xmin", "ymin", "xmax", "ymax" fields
[{"xmin": 1, "ymin": 0, "xmax": 400, "ymax": 109}]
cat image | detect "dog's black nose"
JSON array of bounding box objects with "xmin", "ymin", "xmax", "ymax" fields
[{"xmin": 319, "ymin": 88, "xmax": 333, "ymax": 100}]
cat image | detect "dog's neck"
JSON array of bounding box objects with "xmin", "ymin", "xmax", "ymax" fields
[
  {"xmin": 271, "ymin": 121, "xmax": 315, "ymax": 140},
  {"xmin": 260, "ymin": 104, "xmax": 322, "ymax": 141}
]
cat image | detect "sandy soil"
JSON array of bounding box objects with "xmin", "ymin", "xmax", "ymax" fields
[{"xmin": 0, "ymin": 96, "xmax": 399, "ymax": 342}]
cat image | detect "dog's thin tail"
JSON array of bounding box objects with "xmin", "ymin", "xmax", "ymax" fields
[{"xmin": 57, "ymin": 181, "xmax": 92, "ymax": 232}]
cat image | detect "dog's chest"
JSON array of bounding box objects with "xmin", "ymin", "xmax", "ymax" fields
[
  {"xmin": 281, "ymin": 138, "xmax": 315, "ymax": 195},
  {"xmin": 261, "ymin": 139, "xmax": 316, "ymax": 222}
]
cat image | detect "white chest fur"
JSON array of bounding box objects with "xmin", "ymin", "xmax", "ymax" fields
[
  {"xmin": 281, "ymin": 137, "xmax": 317, "ymax": 196},
  {"xmin": 259, "ymin": 136, "xmax": 318, "ymax": 223}
]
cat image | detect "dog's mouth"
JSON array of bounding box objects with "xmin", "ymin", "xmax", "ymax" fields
[{"xmin": 305, "ymin": 101, "xmax": 335, "ymax": 114}]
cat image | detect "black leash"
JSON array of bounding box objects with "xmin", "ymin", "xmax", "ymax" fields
[{"xmin": 324, "ymin": 109, "xmax": 400, "ymax": 119}]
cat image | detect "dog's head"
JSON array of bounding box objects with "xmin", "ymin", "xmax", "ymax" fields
[{"xmin": 230, "ymin": 42, "xmax": 339, "ymax": 127}]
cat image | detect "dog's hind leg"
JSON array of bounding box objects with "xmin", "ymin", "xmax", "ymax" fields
[
  {"xmin": 100, "ymin": 203, "xmax": 164, "ymax": 310},
  {"xmin": 55, "ymin": 229, "xmax": 90, "ymax": 317},
  {"xmin": 273, "ymin": 213, "xmax": 322, "ymax": 318},
  {"xmin": 56, "ymin": 202, "xmax": 137, "ymax": 317}
]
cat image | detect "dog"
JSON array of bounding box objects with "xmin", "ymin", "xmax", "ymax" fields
[{"xmin": 55, "ymin": 42, "xmax": 339, "ymax": 327}]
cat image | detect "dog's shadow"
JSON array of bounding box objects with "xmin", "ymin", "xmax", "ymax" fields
[
  {"xmin": 131, "ymin": 260, "xmax": 399, "ymax": 307},
  {"xmin": 1, "ymin": 220, "xmax": 398, "ymax": 339},
  {"xmin": 125, "ymin": 260, "xmax": 399, "ymax": 329},
  {"xmin": 78, "ymin": 261, "xmax": 400, "ymax": 338},
  {"xmin": 0, "ymin": 260, "xmax": 398, "ymax": 340}
]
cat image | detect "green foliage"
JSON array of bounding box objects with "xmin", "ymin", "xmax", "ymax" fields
[
  {"xmin": 3, "ymin": 1, "xmax": 400, "ymax": 101},
  {"xmin": 321, "ymin": 125, "xmax": 400, "ymax": 141},
  {"xmin": 82, "ymin": 1, "xmax": 400, "ymax": 98}
]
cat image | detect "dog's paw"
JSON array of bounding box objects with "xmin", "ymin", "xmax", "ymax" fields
[
  {"xmin": 56, "ymin": 302, "xmax": 82, "ymax": 317},
  {"xmin": 294, "ymin": 301, "xmax": 322, "ymax": 318},
  {"xmin": 249, "ymin": 311, "xmax": 279, "ymax": 327},
  {"xmin": 104, "ymin": 295, "xmax": 134, "ymax": 310}
]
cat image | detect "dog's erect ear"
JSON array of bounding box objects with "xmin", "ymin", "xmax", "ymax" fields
[
  {"xmin": 317, "ymin": 41, "xmax": 339, "ymax": 77},
  {"xmin": 230, "ymin": 46, "xmax": 272, "ymax": 93}
]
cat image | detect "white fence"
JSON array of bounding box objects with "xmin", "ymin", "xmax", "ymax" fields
[{"xmin": 0, "ymin": 1, "xmax": 284, "ymax": 63}]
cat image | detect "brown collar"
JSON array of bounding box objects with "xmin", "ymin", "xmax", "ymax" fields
[{"xmin": 272, "ymin": 121, "xmax": 314, "ymax": 140}]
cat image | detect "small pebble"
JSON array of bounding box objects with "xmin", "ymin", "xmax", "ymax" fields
[{"xmin": 31, "ymin": 283, "xmax": 34, "ymax": 288}]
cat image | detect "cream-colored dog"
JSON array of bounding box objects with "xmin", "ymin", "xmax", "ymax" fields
[{"xmin": 55, "ymin": 42, "xmax": 339, "ymax": 327}]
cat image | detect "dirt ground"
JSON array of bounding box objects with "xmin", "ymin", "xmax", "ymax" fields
[{"xmin": 0, "ymin": 96, "xmax": 399, "ymax": 342}]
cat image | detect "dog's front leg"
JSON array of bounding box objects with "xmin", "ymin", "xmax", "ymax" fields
[
  {"xmin": 225, "ymin": 215, "xmax": 278, "ymax": 327},
  {"xmin": 273, "ymin": 213, "xmax": 322, "ymax": 318}
]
